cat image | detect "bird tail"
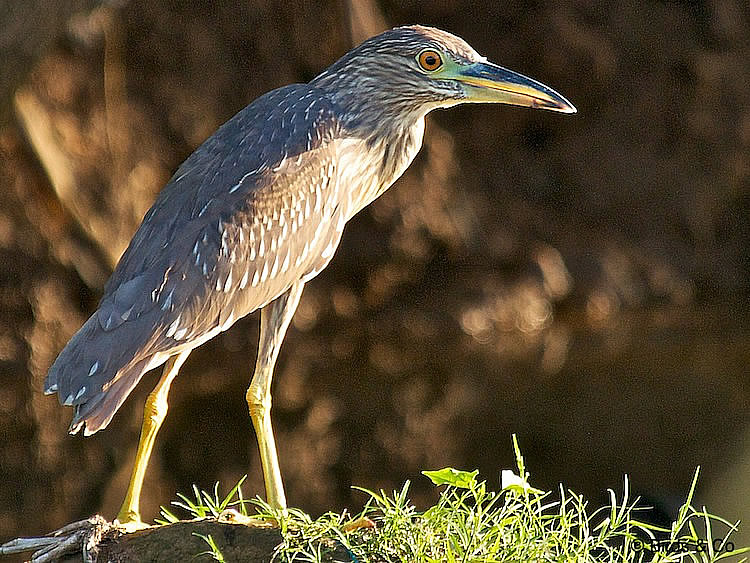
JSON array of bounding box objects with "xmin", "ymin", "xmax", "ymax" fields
[{"xmin": 44, "ymin": 312, "xmax": 165, "ymax": 436}]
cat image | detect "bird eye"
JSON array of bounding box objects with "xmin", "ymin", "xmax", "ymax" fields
[{"xmin": 417, "ymin": 49, "xmax": 443, "ymax": 72}]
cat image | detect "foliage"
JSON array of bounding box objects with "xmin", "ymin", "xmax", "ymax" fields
[
  {"xmin": 160, "ymin": 436, "xmax": 748, "ymax": 562},
  {"xmin": 193, "ymin": 532, "xmax": 226, "ymax": 562}
]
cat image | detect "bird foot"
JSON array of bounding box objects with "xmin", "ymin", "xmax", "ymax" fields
[
  {"xmin": 113, "ymin": 517, "xmax": 152, "ymax": 533},
  {"xmin": 0, "ymin": 515, "xmax": 112, "ymax": 563}
]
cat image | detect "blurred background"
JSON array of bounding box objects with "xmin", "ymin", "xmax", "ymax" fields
[{"xmin": 1, "ymin": 0, "xmax": 748, "ymax": 553}]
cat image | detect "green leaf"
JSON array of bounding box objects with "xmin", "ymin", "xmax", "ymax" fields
[
  {"xmin": 500, "ymin": 469, "xmax": 545, "ymax": 495},
  {"xmin": 422, "ymin": 468, "xmax": 478, "ymax": 489}
]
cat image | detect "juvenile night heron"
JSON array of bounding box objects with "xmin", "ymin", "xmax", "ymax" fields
[{"xmin": 45, "ymin": 25, "xmax": 575, "ymax": 527}]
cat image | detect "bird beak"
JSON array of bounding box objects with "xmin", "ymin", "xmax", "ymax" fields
[{"xmin": 454, "ymin": 61, "xmax": 577, "ymax": 114}]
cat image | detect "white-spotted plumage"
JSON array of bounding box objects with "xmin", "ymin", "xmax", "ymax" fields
[
  {"xmin": 44, "ymin": 25, "xmax": 490, "ymax": 440},
  {"xmin": 161, "ymin": 289, "xmax": 174, "ymax": 311},
  {"xmin": 197, "ymin": 200, "xmax": 211, "ymax": 217},
  {"xmin": 121, "ymin": 305, "xmax": 134, "ymax": 321},
  {"xmin": 166, "ymin": 316, "xmax": 180, "ymax": 338},
  {"xmin": 173, "ymin": 327, "xmax": 189, "ymax": 340}
]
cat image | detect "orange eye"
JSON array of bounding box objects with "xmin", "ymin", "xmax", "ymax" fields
[{"xmin": 417, "ymin": 49, "xmax": 443, "ymax": 72}]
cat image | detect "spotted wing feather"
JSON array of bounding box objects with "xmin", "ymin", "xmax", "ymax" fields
[{"xmin": 45, "ymin": 84, "xmax": 349, "ymax": 434}]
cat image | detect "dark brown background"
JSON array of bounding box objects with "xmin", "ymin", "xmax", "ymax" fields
[{"xmin": 1, "ymin": 0, "xmax": 748, "ymax": 552}]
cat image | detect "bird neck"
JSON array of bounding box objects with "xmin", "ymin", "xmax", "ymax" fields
[
  {"xmin": 309, "ymin": 71, "xmax": 431, "ymax": 217},
  {"xmin": 339, "ymin": 115, "xmax": 426, "ymax": 222},
  {"xmin": 369, "ymin": 114, "xmax": 427, "ymax": 191}
]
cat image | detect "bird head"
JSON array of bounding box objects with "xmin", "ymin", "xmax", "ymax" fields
[{"xmin": 312, "ymin": 25, "xmax": 576, "ymax": 128}]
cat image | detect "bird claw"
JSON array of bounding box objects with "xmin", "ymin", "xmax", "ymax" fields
[
  {"xmin": 0, "ymin": 515, "xmax": 112, "ymax": 563},
  {"xmin": 113, "ymin": 518, "xmax": 152, "ymax": 533}
]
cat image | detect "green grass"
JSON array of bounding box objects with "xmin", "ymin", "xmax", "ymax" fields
[{"xmin": 159, "ymin": 436, "xmax": 748, "ymax": 562}]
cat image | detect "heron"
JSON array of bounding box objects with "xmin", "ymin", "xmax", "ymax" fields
[{"xmin": 44, "ymin": 25, "xmax": 575, "ymax": 527}]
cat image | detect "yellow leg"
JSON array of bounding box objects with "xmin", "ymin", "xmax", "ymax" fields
[
  {"xmin": 247, "ymin": 282, "xmax": 305, "ymax": 510},
  {"xmin": 116, "ymin": 351, "xmax": 190, "ymax": 527}
]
